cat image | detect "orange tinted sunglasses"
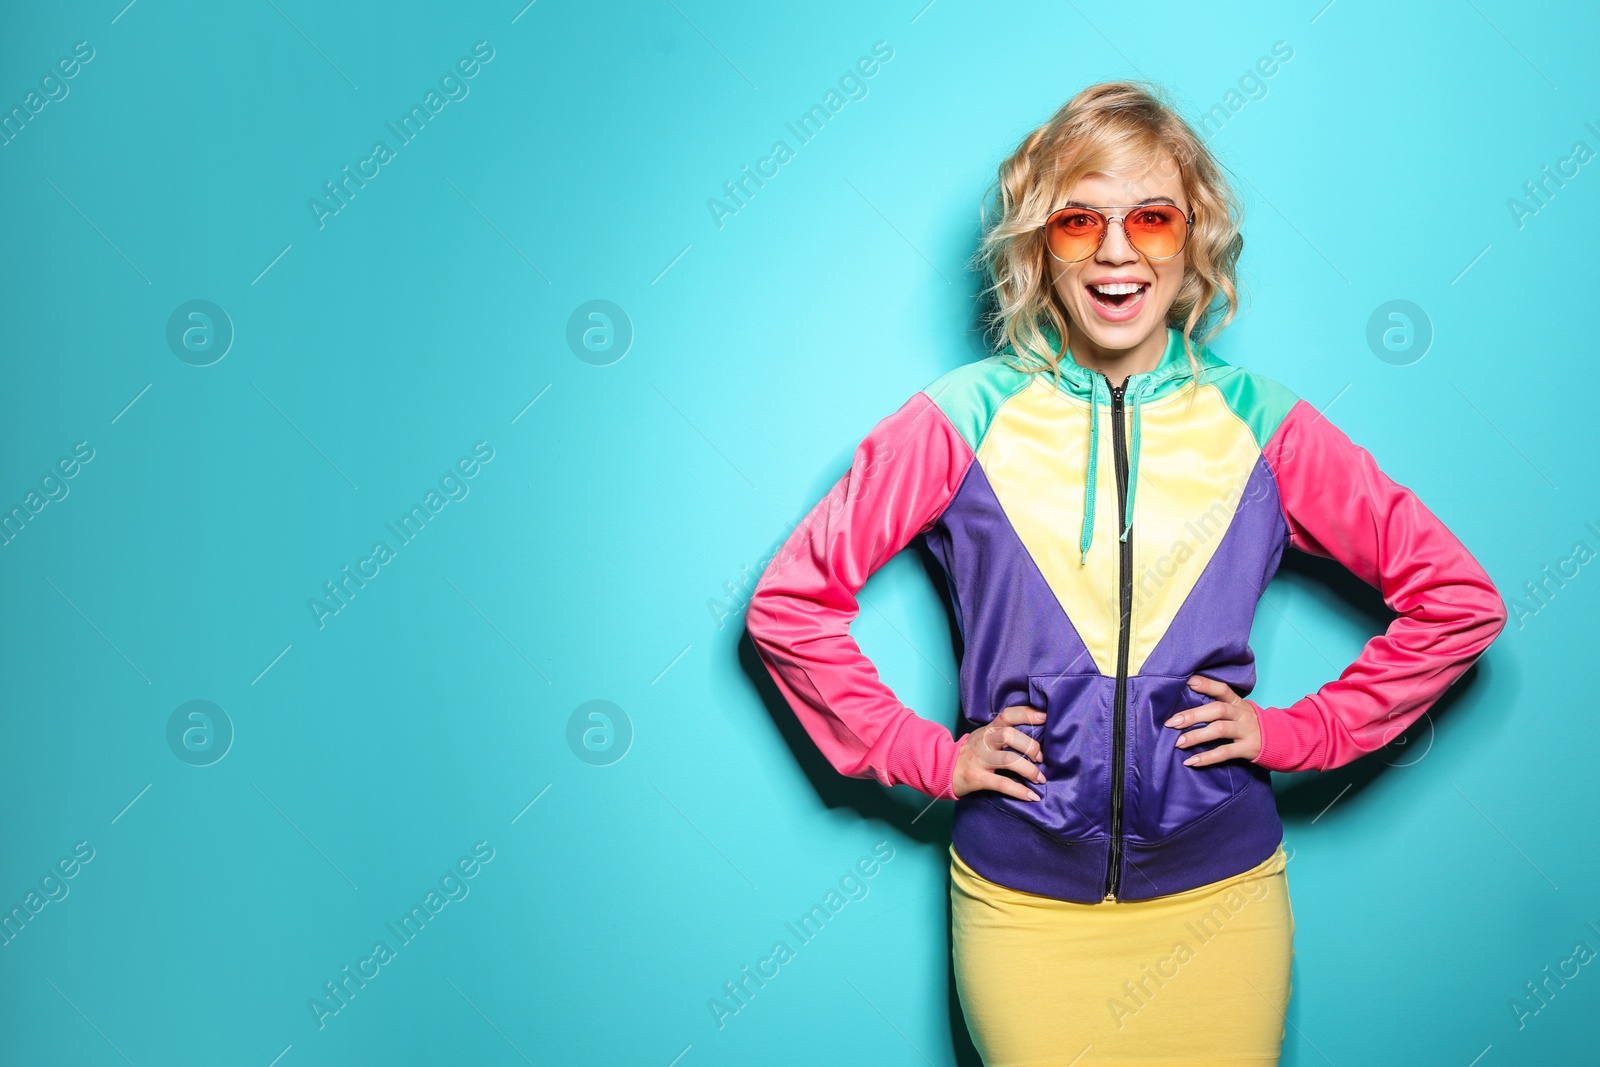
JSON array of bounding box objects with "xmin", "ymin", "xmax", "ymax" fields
[{"xmin": 1043, "ymin": 203, "xmax": 1195, "ymax": 263}]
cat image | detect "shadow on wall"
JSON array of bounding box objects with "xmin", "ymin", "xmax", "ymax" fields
[{"xmin": 1265, "ymin": 550, "xmax": 1499, "ymax": 822}]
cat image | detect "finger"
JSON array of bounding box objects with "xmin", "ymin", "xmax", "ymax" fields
[
  {"xmin": 997, "ymin": 703, "xmax": 1048, "ymax": 727},
  {"xmin": 1186, "ymin": 674, "xmax": 1236, "ymax": 702},
  {"xmin": 1164, "ymin": 698, "xmax": 1236, "ymax": 729},
  {"xmin": 1000, "ymin": 723, "xmax": 1045, "ymax": 765},
  {"xmin": 1181, "ymin": 739, "xmax": 1248, "ymax": 767},
  {"xmin": 981, "ymin": 733, "xmax": 1047, "ymax": 781},
  {"xmin": 1173, "ymin": 718, "xmax": 1240, "ymax": 749},
  {"xmin": 994, "ymin": 706, "xmax": 1047, "ymax": 761},
  {"xmin": 974, "ymin": 735, "xmax": 1029, "ymax": 772},
  {"xmin": 1007, "ymin": 741, "xmax": 1047, "ymax": 783},
  {"xmin": 977, "ymin": 770, "xmax": 1042, "ymax": 803},
  {"xmin": 1006, "ymin": 758, "xmax": 1047, "ymax": 786}
]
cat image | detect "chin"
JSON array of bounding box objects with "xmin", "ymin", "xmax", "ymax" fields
[{"xmin": 1072, "ymin": 308, "xmax": 1154, "ymax": 347}]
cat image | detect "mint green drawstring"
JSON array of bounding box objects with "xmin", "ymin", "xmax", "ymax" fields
[
  {"xmin": 1078, "ymin": 373, "xmax": 1101, "ymax": 566},
  {"xmin": 1079, "ymin": 373, "xmax": 1150, "ymax": 564}
]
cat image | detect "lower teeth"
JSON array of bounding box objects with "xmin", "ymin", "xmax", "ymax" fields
[{"xmin": 1095, "ymin": 287, "xmax": 1142, "ymax": 308}]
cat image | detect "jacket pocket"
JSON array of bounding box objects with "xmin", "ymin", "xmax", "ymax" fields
[
  {"xmin": 986, "ymin": 673, "xmax": 1115, "ymax": 842},
  {"xmin": 1121, "ymin": 674, "xmax": 1239, "ymax": 843}
]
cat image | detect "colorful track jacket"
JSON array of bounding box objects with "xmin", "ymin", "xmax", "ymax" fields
[{"xmin": 745, "ymin": 326, "xmax": 1507, "ymax": 903}]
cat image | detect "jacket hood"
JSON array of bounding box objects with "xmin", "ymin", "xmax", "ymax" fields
[{"xmin": 1014, "ymin": 320, "xmax": 1213, "ymax": 400}]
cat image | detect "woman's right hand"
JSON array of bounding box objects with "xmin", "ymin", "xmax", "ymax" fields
[{"xmin": 952, "ymin": 704, "xmax": 1048, "ymax": 801}]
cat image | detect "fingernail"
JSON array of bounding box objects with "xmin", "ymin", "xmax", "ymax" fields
[
  {"xmin": 1163, "ymin": 715, "xmax": 1179, "ymax": 727},
  {"xmin": 1183, "ymin": 757, "xmax": 1198, "ymax": 766}
]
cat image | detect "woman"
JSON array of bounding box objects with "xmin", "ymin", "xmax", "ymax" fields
[{"xmin": 744, "ymin": 80, "xmax": 1506, "ymax": 1064}]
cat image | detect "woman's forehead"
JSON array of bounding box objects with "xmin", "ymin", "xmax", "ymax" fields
[{"xmin": 1070, "ymin": 156, "xmax": 1183, "ymax": 197}]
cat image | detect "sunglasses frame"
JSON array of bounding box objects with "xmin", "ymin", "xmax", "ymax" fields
[{"xmin": 1041, "ymin": 203, "xmax": 1196, "ymax": 264}]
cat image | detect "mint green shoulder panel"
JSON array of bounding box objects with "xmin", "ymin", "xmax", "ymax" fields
[
  {"xmin": 920, "ymin": 355, "xmax": 1036, "ymax": 454},
  {"xmin": 1196, "ymin": 351, "xmax": 1300, "ymax": 450}
]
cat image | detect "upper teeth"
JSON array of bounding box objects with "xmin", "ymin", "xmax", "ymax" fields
[{"xmin": 1092, "ymin": 283, "xmax": 1145, "ymax": 295}]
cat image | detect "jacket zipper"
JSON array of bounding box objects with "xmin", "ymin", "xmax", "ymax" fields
[{"xmin": 1104, "ymin": 374, "xmax": 1133, "ymax": 902}]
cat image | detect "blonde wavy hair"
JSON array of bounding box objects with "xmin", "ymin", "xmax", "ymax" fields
[{"xmin": 970, "ymin": 79, "xmax": 1245, "ymax": 390}]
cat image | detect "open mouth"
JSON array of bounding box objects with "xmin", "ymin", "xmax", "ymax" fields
[{"xmin": 1087, "ymin": 282, "xmax": 1148, "ymax": 311}]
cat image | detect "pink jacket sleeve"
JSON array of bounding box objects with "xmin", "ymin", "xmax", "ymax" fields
[
  {"xmin": 1248, "ymin": 399, "xmax": 1508, "ymax": 773},
  {"xmin": 745, "ymin": 391, "xmax": 975, "ymax": 800}
]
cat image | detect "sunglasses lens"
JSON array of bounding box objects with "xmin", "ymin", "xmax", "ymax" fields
[
  {"xmin": 1125, "ymin": 206, "xmax": 1189, "ymax": 259},
  {"xmin": 1044, "ymin": 209, "xmax": 1104, "ymax": 263}
]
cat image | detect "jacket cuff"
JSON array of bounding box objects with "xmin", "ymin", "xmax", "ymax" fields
[
  {"xmin": 884, "ymin": 715, "xmax": 966, "ymax": 800},
  {"xmin": 1248, "ymin": 698, "xmax": 1320, "ymax": 773}
]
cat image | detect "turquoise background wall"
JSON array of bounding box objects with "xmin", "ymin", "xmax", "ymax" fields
[{"xmin": 0, "ymin": 0, "xmax": 1594, "ymax": 1063}]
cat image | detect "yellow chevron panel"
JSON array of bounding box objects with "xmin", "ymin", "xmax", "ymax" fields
[
  {"xmin": 1121, "ymin": 383, "xmax": 1262, "ymax": 673},
  {"xmin": 975, "ymin": 376, "xmax": 1123, "ymax": 676},
  {"xmin": 975, "ymin": 377, "xmax": 1262, "ymax": 677}
]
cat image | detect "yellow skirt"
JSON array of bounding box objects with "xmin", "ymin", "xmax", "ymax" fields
[{"xmin": 950, "ymin": 841, "xmax": 1294, "ymax": 1066}]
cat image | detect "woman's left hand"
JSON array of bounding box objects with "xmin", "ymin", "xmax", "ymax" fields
[{"xmin": 1164, "ymin": 674, "xmax": 1261, "ymax": 766}]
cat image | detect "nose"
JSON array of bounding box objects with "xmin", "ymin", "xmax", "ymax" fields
[{"xmin": 1096, "ymin": 217, "xmax": 1138, "ymax": 264}]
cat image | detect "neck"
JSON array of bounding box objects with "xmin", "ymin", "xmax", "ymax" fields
[{"xmin": 1066, "ymin": 324, "xmax": 1168, "ymax": 387}]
